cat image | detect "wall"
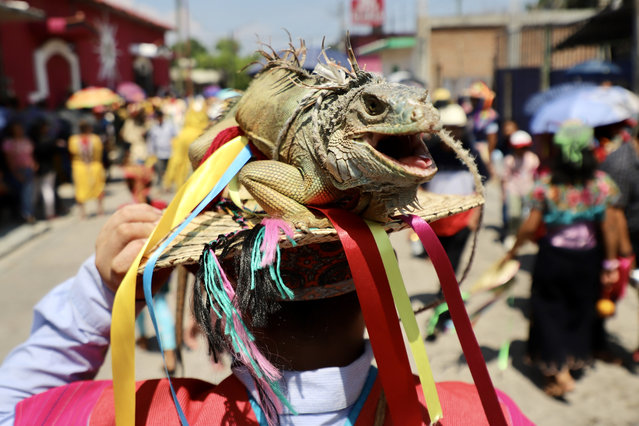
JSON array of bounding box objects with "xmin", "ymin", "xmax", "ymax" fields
[
  {"xmin": 430, "ymin": 27, "xmax": 500, "ymax": 94},
  {"xmin": 0, "ymin": 0, "xmax": 169, "ymax": 107}
]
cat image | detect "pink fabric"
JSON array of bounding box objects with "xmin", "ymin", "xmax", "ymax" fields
[
  {"xmin": 46, "ymin": 17, "xmax": 67, "ymax": 33},
  {"xmin": 2, "ymin": 138, "xmax": 35, "ymax": 171},
  {"xmin": 502, "ymin": 151, "xmax": 539, "ymax": 198},
  {"xmin": 547, "ymin": 222, "xmax": 597, "ymax": 249},
  {"xmin": 14, "ymin": 380, "xmax": 111, "ymax": 425}
]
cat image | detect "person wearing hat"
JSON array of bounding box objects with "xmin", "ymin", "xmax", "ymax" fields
[
  {"xmin": 0, "ymin": 199, "xmax": 532, "ymax": 425},
  {"xmin": 500, "ymin": 130, "xmax": 540, "ymax": 248},
  {"xmin": 0, "ymin": 56, "xmax": 531, "ymax": 424},
  {"xmin": 413, "ymin": 103, "xmax": 482, "ymax": 338},
  {"xmin": 431, "ymin": 88, "xmax": 452, "ymax": 110},
  {"xmin": 68, "ymin": 120, "xmax": 106, "ymax": 218},
  {"xmin": 421, "ymin": 104, "xmax": 481, "ymax": 275},
  {"xmin": 503, "ymin": 121, "xmax": 620, "ymax": 398},
  {"xmin": 466, "ymin": 81, "xmax": 499, "ymax": 179}
]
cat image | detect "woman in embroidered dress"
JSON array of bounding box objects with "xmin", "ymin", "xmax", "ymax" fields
[
  {"xmin": 68, "ymin": 121, "xmax": 105, "ymax": 218},
  {"xmin": 504, "ymin": 121, "xmax": 620, "ymax": 397}
]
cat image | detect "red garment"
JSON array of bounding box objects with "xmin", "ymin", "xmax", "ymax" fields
[
  {"xmin": 15, "ymin": 375, "xmax": 533, "ymax": 425},
  {"xmin": 429, "ymin": 209, "xmax": 474, "ymax": 237}
]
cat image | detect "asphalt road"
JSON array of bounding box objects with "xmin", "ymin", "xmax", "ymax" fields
[{"xmin": 1, "ymin": 173, "xmax": 638, "ymax": 425}]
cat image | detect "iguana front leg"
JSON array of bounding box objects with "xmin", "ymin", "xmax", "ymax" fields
[{"xmin": 238, "ymin": 160, "xmax": 333, "ymax": 230}]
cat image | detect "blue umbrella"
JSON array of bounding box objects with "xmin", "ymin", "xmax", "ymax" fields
[
  {"xmin": 247, "ymin": 46, "xmax": 350, "ymax": 75},
  {"xmin": 529, "ymin": 85, "xmax": 639, "ymax": 134},
  {"xmin": 565, "ymin": 60, "xmax": 623, "ymax": 77}
]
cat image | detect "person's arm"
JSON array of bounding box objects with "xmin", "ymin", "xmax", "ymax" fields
[
  {"xmin": 503, "ymin": 208, "xmax": 543, "ymax": 261},
  {"xmin": 0, "ymin": 204, "xmax": 163, "ymax": 424},
  {"xmin": 0, "ymin": 256, "xmax": 113, "ymax": 423},
  {"xmin": 600, "ymin": 206, "xmax": 621, "ymax": 286}
]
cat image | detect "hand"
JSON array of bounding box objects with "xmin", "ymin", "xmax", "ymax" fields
[
  {"xmin": 600, "ymin": 269, "xmax": 619, "ymax": 287},
  {"xmin": 498, "ymin": 251, "xmax": 516, "ymax": 270},
  {"xmin": 95, "ymin": 203, "xmax": 164, "ymax": 294}
]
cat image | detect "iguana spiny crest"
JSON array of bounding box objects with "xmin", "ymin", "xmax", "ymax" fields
[{"xmin": 190, "ymin": 38, "xmax": 442, "ymax": 228}]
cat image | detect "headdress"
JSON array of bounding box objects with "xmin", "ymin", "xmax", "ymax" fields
[
  {"xmin": 509, "ymin": 130, "xmax": 533, "ymax": 148},
  {"xmin": 439, "ymin": 103, "xmax": 467, "ymax": 127},
  {"xmin": 110, "ymin": 38, "xmax": 507, "ymax": 426},
  {"xmin": 466, "ymin": 80, "xmax": 495, "ymax": 109},
  {"xmin": 553, "ymin": 120, "xmax": 595, "ymax": 165}
]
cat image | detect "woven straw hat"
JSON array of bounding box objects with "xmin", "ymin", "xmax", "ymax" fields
[{"xmin": 140, "ymin": 189, "xmax": 484, "ymax": 272}]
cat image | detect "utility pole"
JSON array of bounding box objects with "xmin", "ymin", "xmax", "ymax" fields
[
  {"xmin": 174, "ymin": 0, "xmax": 183, "ymax": 96},
  {"xmin": 416, "ymin": 0, "xmax": 431, "ymax": 87},
  {"xmin": 634, "ymin": 0, "xmax": 639, "ymax": 92},
  {"xmin": 184, "ymin": 0, "xmax": 193, "ymax": 97},
  {"xmin": 504, "ymin": 0, "xmax": 522, "ymax": 119}
]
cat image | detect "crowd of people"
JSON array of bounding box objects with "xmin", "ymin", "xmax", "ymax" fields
[
  {"xmin": 0, "ymin": 93, "xmax": 230, "ymax": 223},
  {"xmin": 417, "ymin": 79, "xmax": 639, "ymax": 400}
]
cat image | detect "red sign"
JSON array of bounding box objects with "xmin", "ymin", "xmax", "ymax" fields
[{"xmin": 351, "ymin": 0, "xmax": 384, "ymax": 27}]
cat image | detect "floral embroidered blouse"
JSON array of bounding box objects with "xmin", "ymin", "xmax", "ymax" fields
[{"xmin": 527, "ymin": 170, "xmax": 620, "ymax": 249}]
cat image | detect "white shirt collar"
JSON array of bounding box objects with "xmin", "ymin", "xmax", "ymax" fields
[{"xmin": 233, "ymin": 341, "xmax": 374, "ymax": 416}]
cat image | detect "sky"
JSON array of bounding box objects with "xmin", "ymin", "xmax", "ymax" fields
[{"xmin": 108, "ymin": 0, "xmax": 537, "ymax": 54}]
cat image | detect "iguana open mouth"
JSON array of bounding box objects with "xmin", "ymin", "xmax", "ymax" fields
[{"xmin": 365, "ymin": 132, "xmax": 436, "ymax": 176}]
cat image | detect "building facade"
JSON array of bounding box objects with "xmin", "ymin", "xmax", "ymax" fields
[{"xmin": 0, "ymin": 0, "xmax": 171, "ymax": 108}]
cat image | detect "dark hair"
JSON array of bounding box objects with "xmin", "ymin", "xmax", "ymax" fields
[
  {"xmin": 6, "ymin": 120, "xmax": 24, "ymax": 138},
  {"xmin": 78, "ymin": 121, "xmax": 92, "ymax": 134},
  {"xmin": 550, "ymin": 148, "xmax": 597, "ymax": 185}
]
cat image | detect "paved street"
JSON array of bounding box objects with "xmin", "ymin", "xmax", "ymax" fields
[{"xmin": 1, "ymin": 172, "xmax": 638, "ymax": 425}]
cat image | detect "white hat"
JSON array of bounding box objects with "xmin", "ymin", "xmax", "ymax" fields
[
  {"xmin": 439, "ymin": 104, "xmax": 467, "ymax": 127},
  {"xmin": 509, "ymin": 130, "xmax": 532, "ymax": 148}
]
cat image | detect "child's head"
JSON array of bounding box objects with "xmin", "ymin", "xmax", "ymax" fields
[{"xmin": 509, "ymin": 130, "xmax": 532, "ymax": 154}]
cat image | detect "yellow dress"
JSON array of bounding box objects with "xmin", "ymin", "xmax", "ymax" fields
[
  {"xmin": 68, "ymin": 134, "xmax": 106, "ymax": 203},
  {"xmin": 163, "ymin": 105, "xmax": 209, "ymax": 190}
]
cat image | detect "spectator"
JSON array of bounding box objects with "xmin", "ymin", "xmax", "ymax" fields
[
  {"xmin": 68, "ymin": 121, "xmax": 105, "ymax": 218},
  {"xmin": 504, "ymin": 121, "xmax": 620, "ymax": 397},
  {"xmin": 2, "ymin": 121, "xmax": 36, "ymax": 223},
  {"xmin": 466, "ymin": 81, "xmax": 499, "ymax": 178},
  {"xmin": 0, "ymin": 202, "xmax": 532, "ymax": 425},
  {"xmin": 163, "ymin": 97, "xmax": 208, "ymax": 191},
  {"xmin": 423, "ymin": 103, "xmax": 481, "ymax": 274},
  {"xmin": 500, "ymin": 130, "xmax": 540, "ymax": 246},
  {"xmin": 146, "ymin": 110, "xmax": 176, "ymax": 187},
  {"xmin": 31, "ymin": 119, "xmax": 59, "ymax": 220}
]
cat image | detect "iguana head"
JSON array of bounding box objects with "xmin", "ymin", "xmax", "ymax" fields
[{"xmin": 321, "ymin": 78, "xmax": 440, "ymax": 192}]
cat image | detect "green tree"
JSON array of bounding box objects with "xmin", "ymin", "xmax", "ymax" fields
[
  {"xmin": 206, "ymin": 38, "xmax": 258, "ymax": 90},
  {"xmin": 171, "ymin": 38, "xmax": 211, "ymax": 66}
]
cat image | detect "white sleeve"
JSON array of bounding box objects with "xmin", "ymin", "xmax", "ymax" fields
[{"xmin": 0, "ymin": 255, "xmax": 114, "ymax": 424}]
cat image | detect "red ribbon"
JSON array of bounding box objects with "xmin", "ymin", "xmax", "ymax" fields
[
  {"xmin": 402, "ymin": 214, "xmax": 507, "ymax": 426},
  {"xmin": 318, "ymin": 208, "xmax": 426, "ymax": 425}
]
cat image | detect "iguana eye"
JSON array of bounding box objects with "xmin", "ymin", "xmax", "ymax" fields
[{"xmin": 363, "ymin": 94, "xmax": 386, "ymax": 116}]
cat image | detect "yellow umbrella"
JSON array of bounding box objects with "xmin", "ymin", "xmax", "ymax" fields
[{"xmin": 66, "ymin": 86, "xmax": 122, "ymax": 109}]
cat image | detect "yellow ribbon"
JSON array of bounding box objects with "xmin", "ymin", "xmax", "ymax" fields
[
  {"xmin": 366, "ymin": 221, "xmax": 443, "ymax": 424},
  {"xmin": 110, "ymin": 136, "xmax": 249, "ymax": 425}
]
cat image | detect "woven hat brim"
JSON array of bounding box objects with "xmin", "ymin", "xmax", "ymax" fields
[{"xmin": 138, "ymin": 190, "xmax": 484, "ymax": 273}]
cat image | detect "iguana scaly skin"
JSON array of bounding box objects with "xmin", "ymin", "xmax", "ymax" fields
[{"xmin": 189, "ymin": 40, "xmax": 441, "ymax": 229}]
